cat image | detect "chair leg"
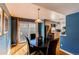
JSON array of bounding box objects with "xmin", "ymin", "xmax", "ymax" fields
[{"xmin": 39, "ymin": 51, "xmax": 44, "ymax": 55}]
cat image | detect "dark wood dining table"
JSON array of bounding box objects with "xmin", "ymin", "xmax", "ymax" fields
[{"xmin": 30, "ymin": 38, "xmax": 47, "ymax": 54}]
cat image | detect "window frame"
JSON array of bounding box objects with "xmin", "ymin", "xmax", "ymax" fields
[
  {"xmin": 0, "ymin": 7, "xmax": 3, "ymax": 36},
  {"xmin": 18, "ymin": 20, "xmax": 36, "ymax": 43},
  {"xmin": 3, "ymin": 11, "xmax": 9, "ymax": 34}
]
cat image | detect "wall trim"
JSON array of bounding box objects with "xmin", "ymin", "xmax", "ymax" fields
[
  {"xmin": 60, "ymin": 48, "xmax": 74, "ymax": 55},
  {"xmin": 7, "ymin": 49, "xmax": 10, "ymax": 55}
]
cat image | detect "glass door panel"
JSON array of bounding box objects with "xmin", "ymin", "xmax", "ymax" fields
[{"xmin": 19, "ymin": 21, "xmax": 29, "ymax": 43}]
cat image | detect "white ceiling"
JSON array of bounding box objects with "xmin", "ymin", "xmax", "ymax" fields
[
  {"xmin": 5, "ymin": 3, "xmax": 79, "ymax": 17},
  {"xmin": 5, "ymin": 3, "xmax": 79, "ymax": 21},
  {"xmin": 34, "ymin": 3, "xmax": 79, "ymax": 15},
  {"xmin": 5, "ymin": 3, "xmax": 68, "ymax": 26},
  {"xmin": 5, "ymin": 3, "xmax": 65, "ymax": 20}
]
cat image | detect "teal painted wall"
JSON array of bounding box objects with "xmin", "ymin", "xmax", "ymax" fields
[
  {"xmin": 38, "ymin": 22, "xmax": 45, "ymax": 47},
  {"xmin": 60, "ymin": 12, "xmax": 79, "ymax": 55},
  {"xmin": 11, "ymin": 17, "xmax": 17, "ymax": 44}
]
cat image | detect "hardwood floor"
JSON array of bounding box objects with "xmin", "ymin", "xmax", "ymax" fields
[
  {"xmin": 56, "ymin": 38, "xmax": 68, "ymax": 55},
  {"xmin": 11, "ymin": 43, "xmax": 29, "ymax": 55},
  {"xmin": 56, "ymin": 50, "xmax": 69, "ymax": 55},
  {"xmin": 10, "ymin": 39, "xmax": 69, "ymax": 55}
]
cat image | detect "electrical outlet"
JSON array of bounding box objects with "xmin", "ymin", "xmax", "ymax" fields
[{"xmin": 61, "ymin": 44, "xmax": 63, "ymax": 46}]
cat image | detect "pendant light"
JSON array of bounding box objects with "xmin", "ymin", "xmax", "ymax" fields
[{"xmin": 35, "ymin": 8, "xmax": 42, "ymax": 23}]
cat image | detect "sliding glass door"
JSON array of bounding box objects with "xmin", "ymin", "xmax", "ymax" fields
[
  {"xmin": 18, "ymin": 21, "xmax": 29, "ymax": 43},
  {"xmin": 18, "ymin": 21, "xmax": 36, "ymax": 43},
  {"xmin": 29, "ymin": 23, "xmax": 36, "ymax": 34}
]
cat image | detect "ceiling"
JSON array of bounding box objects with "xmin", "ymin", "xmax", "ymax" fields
[
  {"xmin": 34, "ymin": 3, "xmax": 79, "ymax": 15},
  {"xmin": 5, "ymin": 3, "xmax": 65, "ymax": 20},
  {"xmin": 5, "ymin": 3, "xmax": 79, "ymax": 20},
  {"xmin": 5, "ymin": 3, "xmax": 79, "ymax": 17}
]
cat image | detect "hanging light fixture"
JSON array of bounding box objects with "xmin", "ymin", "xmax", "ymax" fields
[{"xmin": 35, "ymin": 8, "xmax": 42, "ymax": 23}]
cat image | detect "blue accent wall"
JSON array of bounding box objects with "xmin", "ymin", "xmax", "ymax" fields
[
  {"xmin": 60, "ymin": 12, "xmax": 79, "ymax": 55},
  {"xmin": 41, "ymin": 23, "xmax": 45, "ymax": 47},
  {"xmin": 11, "ymin": 17, "xmax": 17, "ymax": 44},
  {"xmin": 38, "ymin": 22, "xmax": 45, "ymax": 47}
]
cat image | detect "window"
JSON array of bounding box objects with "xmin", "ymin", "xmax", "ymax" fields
[
  {"xmin": 29, "ymin": 23, "xmax": 36, "ymax": 34},
  {"xmin": 4, "ymin": 13, "xmax": 9, "ymax": 34},
  {"xmin": 18, "ymin": 21, "xmax": 29, "ymax": 43},
  {"xmin": 0, "ymin": 14, "xmax": 2, "ymax": 32},
  {"xmin": 0, "ymin": 7, "xmax": 2, "ymax": 35},
  {"xmin": 18, "ymin": 21, "xmax": 36, "ymax": 43}
]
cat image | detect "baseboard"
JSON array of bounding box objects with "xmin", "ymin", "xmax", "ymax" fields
[
  {"xmin": 7, "ymin": 49, "xmax": 10, "ymax": 55},
  {"xmin": 60, "ymin": 48, "xmax": 74, "ymax": 55}
]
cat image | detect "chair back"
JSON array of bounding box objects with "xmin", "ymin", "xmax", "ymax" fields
[
  {"xmin": 38, "ymin": 36, "xmax": 43, "ymax": 47},
  {"xmin": 47, "ymin": 39, "xmax": 59, "ymax": 55},
  {"xmin": 30, "ymin": 33, "xmax": 36, "ymax": 40},
  {"xmin": 25, "ymin": 36, "xmax": 37, "ymax": 54}
]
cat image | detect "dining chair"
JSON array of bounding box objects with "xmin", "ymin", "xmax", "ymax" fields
[
  {"xmin": 46, "ymin": 39, "xmax": 59, "ymax": 55},
  {"xmin": 25, "ymin": 36, "xmax": 44, "ymax": 55}
]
